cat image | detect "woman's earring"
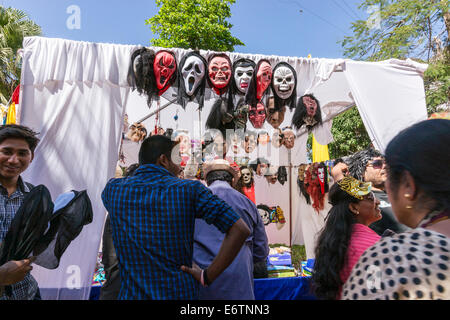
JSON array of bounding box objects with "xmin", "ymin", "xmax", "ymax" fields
[
  {"xmin": 406, "ymin": 205, "xmax": 413, "ymax": 209},
  {"xmin": 404, "ymin": 194, "xmax": 411, "ymax": 198}
]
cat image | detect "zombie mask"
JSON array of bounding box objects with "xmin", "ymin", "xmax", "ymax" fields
[
  {"xmin": 249, "ymin": 102, "xmax": 266, "ymax": 129},
  {"xmin": 126, "ymin": 122, "xmax": 147, "ymax": 142},
  {"xmin": 208, "ymin": 54, "xmax": 232, "ymax": 95},
  {"xmin": 233, "ymin": 58, "xmax": 255, "ymax": 95},
  {"xmin": 233, "ymin": 102, "xmax": 249, "ymax": 129},
  {"xmin": 240, "ymin": 167, "xmax": 253, "ymax": 186},
  {"xmin": 181, "ymin": 53, "xmax": 206, "ymax": 96},
  {"xmin": 273, "ymin": 63, "xmax": 296, "ymax": 100},
  {"xmin": 266, "ymin": 97, "xmax": 286, "ymax": 129},
  {"xmin": 153, "ymin": 50, "xmax": 177, "ymax": 94},
  {"xmin": 303, "ymin": 95, "xmax": 317, "ymax": 117},
  {"xmin": 298, "ymin": 164, "xmax": 307, "ymax": 181},
  {"xmin": 243, "ymin": 134, "xmax": 257, "ymax": 154},
  {"xmin": 282, "ymin": 128, "xmax": 295, "ymax": 149},
  {"xmin": 256, "ymin": 60, "xmax": 273, "ymax": 100},
  {"xmin": 292, "ymin": 94, "xmax": 322, "ymax": 131}
]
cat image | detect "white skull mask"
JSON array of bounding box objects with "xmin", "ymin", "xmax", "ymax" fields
[
  {"xmin": 273, "ymin": 66, "xmax": 295, "ymax": 100},
  {"xmin": 258, "ymin": 208, "xmax": 271, "ymax": 225},
  {"xmin": 234, "ymin": 65, "xmax": 254, "ymax": 94},
  {"xmin": 241, "ymin": 168, "xmax": 252, "ymax": 185},
  {"xmin": 182, "ymin": 55, "xmax": 205, "ymax": 96}
]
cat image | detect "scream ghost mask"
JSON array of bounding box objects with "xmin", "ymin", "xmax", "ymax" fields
[
  {"xmin": 249, "ymin": 102, "xmax": 266, "ymax": 129},
  {"xmin": 208, "ymin": 53, "xmax": 232, "ymax": 95},
  {"xmin": 272, "ymin": 62, "xmax": 297, "ymax": 110},
  {"xmin": 177, "ymin": 52, "xmax": 207, "ymax": 110},
  {"xmin": 153, "ymin": 50, "xmax": 177, "ymax": 95}
]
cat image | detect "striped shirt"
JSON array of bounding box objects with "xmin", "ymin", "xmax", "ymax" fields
[
  {"xmin": 101, "ymin": 164, "xmax": 240, "ymax": 300},
  {"xmin": 0, "ymin": 177, "xmax": 39, "ymax": 300}
]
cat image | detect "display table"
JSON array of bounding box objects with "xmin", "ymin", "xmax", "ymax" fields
[
  {"xmin": 254, "ymin": 277, "xmax": 315, "ymax": 300},
  {"xmin": 89, "ymin": 276, "xmax": 315, "ymax": 300}
]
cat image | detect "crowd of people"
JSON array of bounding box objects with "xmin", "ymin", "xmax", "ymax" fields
[{"xmin": 0, "ymin": 118, "xmax": 448, "ymax": 300}]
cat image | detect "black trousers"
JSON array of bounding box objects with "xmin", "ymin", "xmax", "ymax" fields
[{"xmin": 99, "ymin": 214, "xmax": 120, "ymax": 300}]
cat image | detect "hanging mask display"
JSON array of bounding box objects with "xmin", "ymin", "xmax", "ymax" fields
[
  {"xmin": 266, "ymin": 96, "xmax": 286, "ymax": 129},
  {"xmin": 207, "ymin": 53, "xmax": 232, "ymax": 96},
  {"xmin": 257, "ymin": 204, "xmax": 272, "ymax": 226},
  {"xmin": 305, "ymin": 162, "xmax": 329, "ymax": 213},
  {"xmin": 233, "ymin": 100, "xmax": 249, "ymax": 130},
  {"xmin": 240, "ymin": 166, "xmax": 253, "ymax": 186},
  {"xmin": 245, "ymin": 59, "xmax": 273, "ymax": 108},
  {"xmin": 153, "ymin": 50, "xmax": 177, "ymax": 96},
  {"xmin": 177, "ymin": 51, "xmax": 207, "ymax": 110},
  {"xmin": 232, "ymin": 58, "xmax": 256, "ymax": 95},
  {"xmin": 297, "ymin": 164, "xmax": 311, "ymax": 204},
  {"xmin": 127, "ymin": 47, "xmax": 157, "ymax": 108},
  {"xmin": 249, "ymin": 102, "xmax": 266, "ymax": 129},
  {"xmin": 265, "ymin": 166, "xmax": 278, "ymax": 184},
  {"xmin": 277, "ymin": 166, "xmax": 288, "ymax": 185},
  {"xmin": 271, "ymin": 62, "xmax": 297, "ymax": 111},
  {"xmin": 205, "ymin": 97, "xmax": 235, "ymax": 136},
  {"xmin": 292, "ymin": 94, "xmax": 323, "ymax": 131},
  {"xmin": 281, "ymin": 127, "xmax": 296, "ymax": 149},
  {"xmin": 256, "ymin": 60, "xmax": 273, "ymax": 100}
]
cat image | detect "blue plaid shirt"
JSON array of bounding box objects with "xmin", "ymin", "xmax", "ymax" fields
[
  {"xmin": 101, "ymin": 164, "xmax": 240, "ymax": 300},
  {"xmin": 0, "ymin": 177, "xmax": 39, "ymax": 300}
]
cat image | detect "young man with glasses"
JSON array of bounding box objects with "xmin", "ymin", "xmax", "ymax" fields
[{"xmin": 348, "ymin": 148, "xmax": 408, "ymax": 236}]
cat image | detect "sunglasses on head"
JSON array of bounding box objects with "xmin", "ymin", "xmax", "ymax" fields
[
  {"xmin": 367, "ymin": 159, "xmax": 385, "ymax": 169},
  {"xmin": 362, "ymin": 192, "xmax": 376, "ymax": 203}
]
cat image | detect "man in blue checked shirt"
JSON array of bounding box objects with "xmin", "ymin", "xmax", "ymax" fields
[
  {"xmin": 101, "ymin": 135, "xmax": 250, "ymax": 300},
  {"xmin": 0, "ymin": 124, "xmax": 41, "ymax": 300}
]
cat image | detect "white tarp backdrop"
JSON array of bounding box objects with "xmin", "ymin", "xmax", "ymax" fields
[{"xmin": 18, "ymin": 36, "xmax": 427, "ymax": 299}]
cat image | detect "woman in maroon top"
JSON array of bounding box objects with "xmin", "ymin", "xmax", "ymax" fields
[{"xmin": 312, "ymin": 176, "xmax": 382, "ymax": 300}]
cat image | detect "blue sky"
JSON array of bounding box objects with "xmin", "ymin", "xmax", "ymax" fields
[{"xmin": 3, "ymin": 0, "xmax": 368, "ymax": 58}]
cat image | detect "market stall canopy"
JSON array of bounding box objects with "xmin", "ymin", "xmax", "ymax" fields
[{"xmin": 18, "ymin": 36, "xmax": 427, "ymax": 299}]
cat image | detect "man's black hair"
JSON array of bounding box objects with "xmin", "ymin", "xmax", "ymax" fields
[
  {"xmin": 0, "ymin": 124, "xmax": 40, "ymax": 152},
  {"xmin": 138, "ymin": 135, "xmax": 178, "ymax": 165}
]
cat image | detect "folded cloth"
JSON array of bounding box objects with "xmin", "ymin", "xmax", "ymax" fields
[{"xmin": 267, "ymin": 253, "xmax": 292, "ymax": 266}]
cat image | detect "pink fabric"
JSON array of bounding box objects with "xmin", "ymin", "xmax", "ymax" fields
[{"xmin": 339, "ymin": 224, "xmax": 381, "ymax": 297}]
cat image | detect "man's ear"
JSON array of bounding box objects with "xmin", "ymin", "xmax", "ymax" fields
[{"xmin": 156, "ymin": 154, "xmax": 168, "ymax": 169}]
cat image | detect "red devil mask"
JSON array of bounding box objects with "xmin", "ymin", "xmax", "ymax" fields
[
  {"xmin": 256, "ymin": 61, "xmax": 272, "ymax": 100},
  {"xmin": 208, "ymin": 54, "xmax": 232, "ymax": 95},
  {"xmin": 249, "ymin": 102, "xmax": 266, "ymax": 129},
  {"xmin": 153, "ymin": 50, "xmax": 177, "ymax": 95}
]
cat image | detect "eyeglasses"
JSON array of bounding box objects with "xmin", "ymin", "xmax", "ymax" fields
[{"xmin": 366, "ymin": 159, "xmax": 385, "ymax": 169}]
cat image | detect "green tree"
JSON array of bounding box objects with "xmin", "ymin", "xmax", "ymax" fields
[
  {"xmin": 327, "ymin": 0, "xmax": 450, "ymax": 159},
  {"xmin": 146, "ymin": 0, "xmax": 244, "ymax": 52},
  {"xmin": 0, "ymin": 6, "xmax": 41, "ymax": 104}
]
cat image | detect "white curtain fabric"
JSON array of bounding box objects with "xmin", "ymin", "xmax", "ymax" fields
[
  {"xmin": 17, "ymin": 36, "xmax": 428, "ymax": 299},
  {"xmin": 344, "ymin": 59, "xmax": 428, "ymax": 152},
  {"xmin": 19, "ymin": 37, "xmax": 139, "ymax": 300}
]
